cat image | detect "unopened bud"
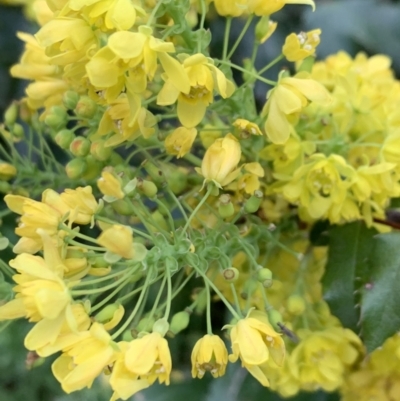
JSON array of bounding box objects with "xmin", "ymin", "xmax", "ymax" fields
[
  {"xmin": 95, "ymin": 303, "xmax": 120, "ymax": 323},
  {"xmin": 63, "ymin": 90, "xmax": 80, "ymax": 110},
  {"xmin": 267, "ymin": 309, "xmax": 283, "ymax": 331},
  {"xmin": 137, "ymin": 178, "xmax": 158, "ymax": 198},
  {"xmin": 112, "ymin": 199, "xmax": 134, "ymax": 215},
  {"xmin": 45, "ymin": 106, "xmax": 68, "ymax": 130},
  {"xmin": 75, "ymin": 96, "xmax": 97, "ymax": 119},
  {"xmin": 81, "ymin": 155, "xmax": 103, "ymax": 181},
  {"xmin": 150, "ymin": 210, "xmax": 168, "ymax": 231},
  {"xmin": 256, "ymin": 268, "xmax": 273, "ymax": 288},
  {"xmin": 136, "ymin": 316, "xmax": 155, "ymax": 333},
  {"xmin": 4, "ymin": 102, "xmax": 18, "ymax": 126},
  {"xmin": 240, "ymin": 278, "xmax": 258, "ymax": 299},
  {"xmin": 255, "ymin": 16, "xmax": 277, "ymax": 44},
  {"xmin": 65, "ymin": 158, "xmax": 87, "ymax": 179},
  {"xmin": 89, "ymin": 254, "xmax": 109, "ymax": 268},
  {"xmin": 70, "ymin": 137, "xmax": 91, "ymax": 157},
  {"xmin": 152, "ymin": 318, "xmax": 169, "ymax": 337},
  {"xmin": 244, "ymin": 190, "xmax": 263, "ymax": 213},
  {"xmin": 169, "ymin": 311, "xmax": 190, "ymax": 335},
  {"xmin": 297, "ymin": 56, "xmax": 315, "ymax": 73},
  {"xmin": 55, "ymin": 129, "xmax": 75, "ymax": 149},
  {"xmin": 167, "ymin": 169, "xmax": 187, "ymax": 194},
  {"xmin": 142, "ymin": 160, "xmax": 165, "ymax": 185},
  {"xmin": 12, "ymin": 123, "xmax": 24, "ymax": 139},
  {"xmin": 91, "ymin": 140, "xmax": 112, "ymax": 161},
  {"xmin": 0, "ymin": 181, "xmax": 11, "ymax": 193},
  {"xmin": 0, "ymin": 162, "xmax": 17, "ymax": 181},
  {"xmin": 222, "ymin": 267, "xmax": 240, "ymax": 282},
  {"xmin": 218, "ymin": 194, "xmax": 235, "ymax": 218},
  {"xmin": 287, "ymin": 294, "xmax": 306, "ymax": 315}
]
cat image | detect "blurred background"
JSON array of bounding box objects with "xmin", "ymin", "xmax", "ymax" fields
[{"xmin": 1, "ymin": 0, "xmax": 400, "ymax": 400}]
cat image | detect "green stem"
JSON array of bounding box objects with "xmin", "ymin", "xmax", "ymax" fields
[
  {"xmin": 111, "ymin": 270, "xmax": 152, "ymax": 339},
  {"xmin": 90, "ymin": 279, "xmax": 131, "ymax": 313},
  {"xmin": 147, "ymin": 274, "xmax": 167, "ymax": 323},
  {"xmin": 198, "ymin": 0, "xmax": 207, "ymax": 52},
  {"xmin": 230, "ymin": 283, "xmax": 242, "ymax": 316},
  {"xmin": 166, "ymin": 188, "xmax": 188, "ymax": 222},
  {"xmin": 154, "ymin": 198, "xmax": 175, "ymax": 231},
  {"xmin": 205, "ymin": 281, "xmax": 213, "ymax": 335},
  {"xmin": 183, "ymin": 152, "xmax": 202, "ymax": 167},
  {"xmin": 227, "ymin": 16, "xmax": 254, "ymax": 60},
  {"xmin": 72, "ymin": 267, "xmax": 131, "ymax": 287},
  {"xmin": 258, "ymin": 54, "xmax": 284, "ymax": 76},
  {"xmin": 222, "ymin": 17, "xmax": 232, "ymax": 60},
  {"xmin": 163, "ymin": 269, "xmax": 172, "ymax": 320}
]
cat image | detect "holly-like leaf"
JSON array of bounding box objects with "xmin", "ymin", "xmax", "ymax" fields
[
  {"xmin": 323, "ymin": 222, "xmax": 377, "ymax": 331},
  {"xmin": 360, "ymin": 232, "xmax": 400, "ymax": 352}
]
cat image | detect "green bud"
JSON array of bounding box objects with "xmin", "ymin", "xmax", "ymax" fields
[
  {"xmin": 65, "ymin": 249, "xmax": 85, "ymax": 259},
  {"xmin": 90, "ymin": 140, "xmax": 112, "ymax": 161},
  {"xmin": 142, "ymin": 160, "xmax": 165, "ymax": 185},
  {"xmin": 297, "ymin": 56, "xmax": 315, "ymax": 74},
  {"xmin": 80, "ymin": 155, "xmax": 102, "ymax": 181},
  {"xmin": 0, "ymin": 181, "xmax": 11, "ymax": 194},
  {"xmin": 152, "ymin": 318, "xmax": 169, "ymax": 337},
  {"xmin": 122, "ymin": 330, "xmax": 134, "ymax": 342},
  {"xmin": 95, "ymin": 303, "xmax": 119, "ymax": 323},
  {"xmin": 136, "ymin": 316, "xmax": 155, "ymax": 333},
  {"xmin": 18, "ymin": 101, "xmax": 32, "ymax": 123},
  {"xmin": 65, "ymin": 158, "xmax": 87, "ymax": 179},
  {"xmin": 150, "ymin": 210, "xmax": 168, "ymax": 231},
  {"xmin": 166, "ymin": 169, "xmax": 187, "ymax": 194},
  {"xmin": 55, "ymin": 129, "xmax": 75, "ymax": 149},
  {"xmin": 89, "ymin": 254, "xmax": 109, "ymax": 268},
  {"xmin": 244, "ymin": 190, "xmax": 263, "ymax": 213},
  {"xmin": 63, "ymin": 90, "xmax": 80, "ymax": 110},
  {"xmin": 112, "ymin": 199, "xmax": 135, "ymax": 216},
  {"xmin": 240, "ymin": 278, "xmax": 258, "ymax": 299},
  {"xmin": 267, "ymin": 309, "xmax": 283, "ymax": 331},
  {"xmin": 218, "ymin": 194, "xmax": 235, "ymax": 218},
  {"xmin": 45, "ymin": 106, "xmax": 68, "ymax": 130},
  {"xmin": 12, "ymin": 123, "xmax": 24, "ymax": 139},
  {"xmin": 256, "ymin": 268, "xmax": 273, "ymax": 288},
  {"xmin": 75, "ymin": 96, "xmax": 97, "ymax": 119},
  {"xmin": 222, "ymin": 267, "xmax": 240, "ymax": 282},
  {"xmin": 137, "ymin": 178, "xmax": 158, "ymax": 198},
  {"xmin": 287, "ymin": 294, "xmax": 306, "ymax": 315},
  {"xmin": 4, "ymin": 101, "xmax": 18, "ymax": 126},
  {"xmin": 70, "ymin": 137, "xmax": 91, "ymax": 157},
  {"xmin": 169, "ymin": 311, "xmax": 190, "ymax": 335},
  {"xmin": 255, "ymin": 16, "xmax": 270, "ymax": 42}
]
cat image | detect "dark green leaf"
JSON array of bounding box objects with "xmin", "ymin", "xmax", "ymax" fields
[
  {"xmin": 360, "ymin": 232, "xmax": 400, "ymax": 352},
  {"xmin": 323, "ymin": 222, "xmax": 377, "ymax": 331}
]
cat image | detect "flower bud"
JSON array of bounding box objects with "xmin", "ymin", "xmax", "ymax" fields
[
  {"xmin": 152, "ymin": 318, "xmax": 169, "ymax": 337},
  {"xmin": 98, "ymin": 171, "xmax": 125, "ymax": 200},
  {"xmin": 65, "ymin": 158, "xmax": 87, "ymax": 179},
  {"xmin": 267, "ymin": 309, "xmax": 283, "ymax": 331},
  {"xmin": 80, "ymin": 155, "xmax": 102, "ymax": 181},
  {"xmin": 287, "ymin": 294, "xmax": 306, "ymax": 315},
  {"xmin": 63, "ymin": 90, "xmax": 80, "ymax": 110},
  {"xmin": 255, "ymin": 17, "xmax": 277, "ymax": 44},
  {"xmin": 297, "ymin": 55, "xmax": 315, "ymax": 73},
  {"xmin": 88, "ymin": 254, "xmax": 109, "ymax": 268},
  {"xmin": 18, "ymin": 101, "xmax": 33, "ymax": 123},
  {"xmin": 150, "ymin": 210, "xmax": 168, "ymax": 232},
  {"xmin": 244, "ymin": 190, "xmax": 263, "ymax": 213},
  {"xmin": 222, "ymin": 267, "xmax": 240, "ymax": 282},
  {"xmin": 169, "ymin": 311, "xmax": 191, "ymax": 335},
  {"xmin": 136, "ymin": 316, "xmax": 155, "ymax": 333},
  {"xmin": 0, "ymin": 181, "xmax": 11, "ymax": 193},
  {"xmin": 112, "ymin": 199, "xmax": 134, "ymax": 215},
  {"xmin": 142, "ymin": 160, "xmax": 165, "ymax": 185},
  {"xmin": 12, "ymin": 123, "xmax": 25, "ymax": 139},
  {"xmin": 165, "ymin": 127, "xmax": 197, "ymax": 158},
  {"xmin": 4, "ymin": 102, "xmax": 18, "ymax": 126},
  {"xmin": 95, "ymin": 303, "xmax": 120, "ymax": 323},
  {"xmin": 90, "ymin": 140, "xmax": 112, "ymax": 161},
  {"xmin": 55, "ymin": 129, "xmax": 75, "ymax": 149},
  {"xmin": 75, "ymin": 96, "xmax": 97, "ymax": 118},
  {"xmin": 197, "ymin": 134, "xmax": 241, "ymax": 187},
  {"xmin": 218, "ymin": 194, "xmax": 235, "ymax": 218},
  {"xmin": 70, "ymin": 137, "xmax": 91, "ymax": 157},
  {"xmin": 45, "ymin": 106, "xmax": 68, "ymax": 130},
  {"xmin": 166, "ymin": 168, "xmax": 188, "ymax": 194},
  {"xmin": 240, "ymin": 278, "xmax": 258, "ymax": 299},
  {"xmin": 136, "ymin": 178, "xmax": 158, "ymax": 198},
  {"xmin": 0, "ymin": 162, "xmax": 17, "ymax": 181},
  {"xmin": 256, "ymin": 267, "xmax": 273, "ymax": 288}
]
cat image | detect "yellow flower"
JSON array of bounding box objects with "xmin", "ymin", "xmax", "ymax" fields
[
  {"xmin": 109, "ymin": 342, "xmax": 150, "ymax": 401},
  {"xmin": 236, "ymin": 162, "xmax": 264, "ymax": 194},
  {"xmin": 97, "ymin": 225, "xmax": 135, "ymax": 259},
  {"xmin": 282, "ymin": 154, "xmax": 355, "ymax": 222},
  {"xmin": 191, "ymin": 334, "xmax": 228, "ymax": 379},
  {"xmin": 283, "ymin": 29, "xmax": 321, "ymax": 62},
  {"xmin": 157, "ymin": 53, "xmax": 235, "ymax": 128},
  {"xmin": 0, "ymin": 162, "xmax": 17, "ymax": 181},
  {"xmin": 52, "ymin": 323, "xmax": 117, "ymax": 393},
  {"xmin": 233, "ymin": 119, "xmax": 262, "ymax": 137},
  {"xmin": 165, "ymin": 127, "xmax": 197, "ymax": 158},
  {"xmin": 226, "ymin": 311, "xmax": 285, "ymax": 386},
  {"xmin": 197, "ymin": 134, "xmax": 241, "ymax": 188},
  {"xmin": 125, "ymin": 332, "xmax": 172, "ymax": 385},
  {"xmin": 213, "ymin": 0, "xmax": 248, "ymax": 17},
  {"xmin": 97, "ymin": 170, "xmax": 125, "ymax": 200},
  {"xmin": 262, "ymin": 73, "xmax": 331, "ymax": 144},
  {"xmin": 248, "ymin": 0, "xmax": 315, "ymax": 16},
  {"xmin": 199, "ymin": 125, "xmax": 222, "ymax": 149}
]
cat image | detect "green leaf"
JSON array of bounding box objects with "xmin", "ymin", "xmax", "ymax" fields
[
  {"xmin": 360, "ymin": 232, "xmax": 400, "ymax": 352},
  {"xmin": 323, "ymin": 222, "xmax": 377, "ymax": 331}
]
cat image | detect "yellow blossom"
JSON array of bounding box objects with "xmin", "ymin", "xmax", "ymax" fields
[
  {"xmin": 0, "ymin": 162, "xmax": 17, "ymax": 181},
  {"xmin": 236, "ymin": 162, "xmax": 264, "ymax": 194},
  {"xmin": 191, "ymin": 334, "xmax": 228, "ymax": 379},
  {"xmin": 124, "ymin": 332, "xmax": 172, "ymax": 386},
  {"xmin": 165, "ymin": 127, "xmax": 197, "ymax": 158},
  {"xmin": 283, "ymin": 29, "xmax": 321, "ymax": 62},
  {"xmin": 199, "ymin": 125, "xmax": 222, "ymax": 148},
  {"xmin": 248, "ymin": 0, "xmax": 315, "ymax": 16},
  {"xmin": 196, "ymin": 134, "xmax": 241, "ymax": 188},
  {"xmin": 52, "ymin": 323, "xmax": 117, "ymax": 393},
  {"xmin": 233, "ymin": 119, "xmax": 262, "ymax": 137},
  {"xmin": 157, "ymin": 53, "xmax": 235, "ymax": 128},
  {"xmin": 213, "ymin": 0, "xmax": 248, "ymax": 17},
  {"xmin": 262, "ymin": 73, "xmax": 331, "ymax": 144},
  {"xmin": 97, "ymin": 170, "xmax": 125, "ymax": 200},
  {"xmin": 226, "ymin": 311, "xmax": 285, "ymax": 386},
  {"xmin": 97, "ymin": 225, "xmax": 135, "ymax": 259}
]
